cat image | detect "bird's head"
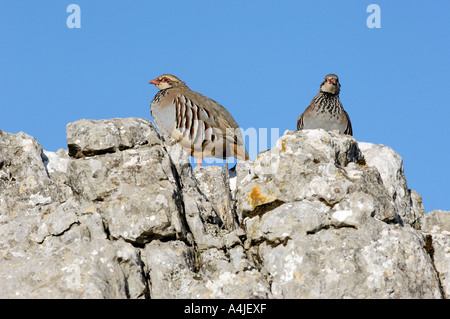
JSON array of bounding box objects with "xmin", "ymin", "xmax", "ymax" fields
[
  {"xmin": 319, "ymin": 74, "xmax": 340, "ymax": 95},
  {"xmin": 149, "ymin": 74, "xmax": 187, "ymax": 90}
]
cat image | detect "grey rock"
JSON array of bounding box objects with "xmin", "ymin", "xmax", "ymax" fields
[
  {"xmin": 0, "ymin": 129, "xmax": 148, "ymax": 298},
  {"xmin": 258, "ymin": 223, "xmax": 441, "ymax": 298},
  {"xmin": 67, "ymin": 119, "xmax": 120, "ymax": 157},
  {"xmin": 358, "ymin": 142, "xmax": 424, "ymax": 227},
  {"xmin": 66, "ymin": 141, "xmax": 188, "ymax": 244},
  {"xmin": 194, "ymin": 165, "xmax": 238, "ymax": 230},
  {"xmin": 142, "ymin": 240, "xmax": 271, "ymax": 298},
  {"xmin": 66, "ymin": 118, "xmax": 161, "ymax": 158},
  {"xmin": 0, "ymin": 207, "xmax": 148, "ymax": 298},
  {"xmin": 236, "ymin": 130, "xmax": 396, "ymax": 224},
  {"xmin": 245, "ymin": 200, "xmax": 330, "ymax": 244},
  {"xmin": 1, "ymin": 121, "xmax": 449, "ymax": 299},
  {"xmin": 420, "ymin": 210, "xmax": 450, "ymax": 298},
  {"xmin": 428, "ymin": 232, "xmax": 450, "ymax": 298},
  {"xmin": 421, "ymin": 210, "xmax": 450, "ymax": 234},
  {"xmin": 163, "ymin": 140, "xmax": 224, "ymax": 250},
  {"xmin": 0, "ymin": 130, "xmax": 62, "ymax": 254}
]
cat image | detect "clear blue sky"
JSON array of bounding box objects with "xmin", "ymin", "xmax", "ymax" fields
[{"xmin": 1, "ymin": 1, "xmax": 449, "ymax": 213}]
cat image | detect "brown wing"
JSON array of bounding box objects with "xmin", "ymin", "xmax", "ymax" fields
[
  {"xmin": 297, "ymin": 101, "xmax": 314, "ymax": 131},
  {"xmin": 343, "ymin": 110, "xmax": 353, "ymax": 136},
  {"xmin": 172, "ymin": 89, "xmax": 249, "ymax": 161},
  {"xmin": 297, "ymin": 113, "xmax": 304, "ymax": 130}
]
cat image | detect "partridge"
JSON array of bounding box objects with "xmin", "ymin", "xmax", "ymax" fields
[
  {"xmin": 149, "ymin": 74, "xmax": 249, "ymax": 166},
  {"xmin": 297, "ymin": 74, "xmax": 353, "ymax": 136}
]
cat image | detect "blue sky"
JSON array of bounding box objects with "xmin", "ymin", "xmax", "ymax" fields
[{"xmin": 1, "ymin": 1, "xmax": 449, "ymax": 213}]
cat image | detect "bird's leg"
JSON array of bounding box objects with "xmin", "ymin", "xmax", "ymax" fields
[
  {"xmin": 222, "ymin": 158, "xmax": 237, "ymax": 230},
  {"xmin": 196, "ymin": 156, "xmax": 203, "ymax": 167}
]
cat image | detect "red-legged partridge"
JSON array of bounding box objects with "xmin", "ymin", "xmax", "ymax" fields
[
  {"xmin": 297, "ymin": 74, "xmax": 353, "ymax": 136},
  {"xmin": 149, "ymin": 74, "xmax": 249, "ymax": 166}
]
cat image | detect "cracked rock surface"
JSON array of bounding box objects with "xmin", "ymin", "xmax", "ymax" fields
[{"xmin": 0, "ymin": 118, "xmax": 448, "ymax": 298}]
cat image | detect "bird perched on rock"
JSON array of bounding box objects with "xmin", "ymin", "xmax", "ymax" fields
[
  {"xmin": 149, "ymin": 74, "xmax": 249, "ymax": 166},
  {"xmin": 297, "ymin": 74, "xmax": 353, "ymax": 135}
]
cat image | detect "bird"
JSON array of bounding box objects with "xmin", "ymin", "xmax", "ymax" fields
[
  {"xmin": 149, "ymin": 74, "xmax": 249, "ymax": 166},
  {"xmin": 297, "ymin": 74, "xmax": 353, "ymax": 136}
]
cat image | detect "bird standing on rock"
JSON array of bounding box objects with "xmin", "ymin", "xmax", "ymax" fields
[
  {"xmin": 297, "ymin": 74, "xmax": 353, "ymax": 136},
  {"xmin": 149, "ymin": 74, "xmax": 249, "ymax": 166}
]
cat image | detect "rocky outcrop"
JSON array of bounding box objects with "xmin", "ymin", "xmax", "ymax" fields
[{"xmin": 0, "ymin": 118, "xmax": 448, "ymax": 298}]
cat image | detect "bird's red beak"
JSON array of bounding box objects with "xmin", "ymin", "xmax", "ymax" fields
[
  {"xmin": 329, "ymin": 79, "xmax": 336, "ymax": 85},
  {"xmin": 149, "ymin": 79, "xmax": 160, "ymax": 85}
]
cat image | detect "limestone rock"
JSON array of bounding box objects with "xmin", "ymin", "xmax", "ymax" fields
[
  {"xmin": 0, "ymin": 129, "xmax": 148, "ymax": 298},
  {"xmin": 66, "ymin": 118, "xmax": 160, "ymax": 158},
  {"xmin": 258, "ymin": 223, "xmax": 441, "ymax": 298},
  {"xmin": 358, "ymin": 142, "xmax": 424, "ymax": 227},
  {"xmin": 194, "ymin": 165, "xmax": 238, "ymax": 230},
  {"xmin": 235, "ymin": 130, "xmax": 396, "ymax": 225},
  {"xmin": 420, "ymin": 210, "xmax": 450, "ymax": 298},
  {"xmin": 0, "ymin": 130, "xmax": 62, "ymax": 255},
  {"xmin": 142, "ymin": 240, "xmax": 271, "ymax": 298},
  {"xmin": 421, "ymin": 210, "xmax": 450, "ymax": 235},
  {"xmin": 66, "ymin": 121, "xmax": 188, "ymax": 244},
  {"xmin": 163, "ymin": 140, "xmax": 225, "ymax": 250},
  {"xmin": 0, "ymin": 121, "xmax": 448, "ymax": 299}
]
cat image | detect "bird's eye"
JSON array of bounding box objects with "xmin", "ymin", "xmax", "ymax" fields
[{"xmin": 162, "ymin": 78, "xmax": 170, "ymax": 83}]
